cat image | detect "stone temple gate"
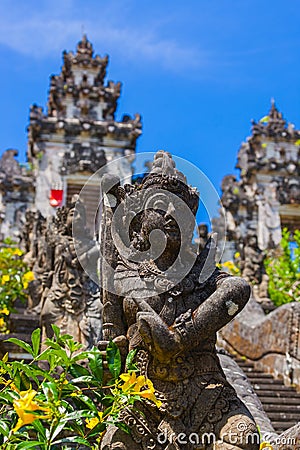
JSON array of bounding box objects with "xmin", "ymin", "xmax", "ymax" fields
[
  {"xmin": 214, "ymin": 100, "xmax": 300, "ymax": 263},
  {"xmin": 0, "ymin": 35, "xmax": 142, "ymax": 239}
]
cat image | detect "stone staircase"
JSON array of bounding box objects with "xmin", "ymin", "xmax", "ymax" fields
[
  {"xmin": 0, "ymin": 309, "xmax": 40, "ymax": 361},
  {"xmin": 235, "ymin": 357, "xmax": 300, "ymax": 433}
]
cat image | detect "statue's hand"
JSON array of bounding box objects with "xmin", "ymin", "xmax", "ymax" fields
[{"xmin": 137, "ymin": 310, "xmax": 178, "ymax": 362}]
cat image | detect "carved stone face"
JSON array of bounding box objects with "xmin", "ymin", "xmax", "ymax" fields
[
  {"xmin": 248, "ymin": 236, "xmax": 257, "ymax": 248},
  {"xmin": 66, "ymin": 206, "xmax": 75, "ymax": 230},
  {"xmin": 140, "ymin": 192, "xmax": 194, "ymax": 251},
  {"xmin": 67, "ymin": 204, "xmax": 85, "ymax": 232},
  {"xmin": 141, "ymin": 206, "xmax": 180, "ymax": 247}
]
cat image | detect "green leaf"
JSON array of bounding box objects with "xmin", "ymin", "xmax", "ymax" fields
[
  {"xmin": 68, "ymin": 419, "xmax": 85, "ymax": 436},
  {"xmin": 86, "ymin": 421, "xmax": 106, "ymax": 437},
  {"xmin": 70, "ymin": 376, "xmax": 98, "ymax": 385},
  {"xmin": 125, "ymin": 349, "xmax": 137, "ymax": 371},
  {"xmin": 31, "ymin": 328, "xmax": 41, "ymax": 358},
  {"xmin": 15, "ymin": 442, "xmax": 45, "ymax": 449},
  {"xmin": 43, "ymin": 346, "xmax": 69, "ymax": 366},
  {"xmin": 71, "ymin": 393, "xmax": 98, "ymax": 414},
  {"xmin": 49, "ymin": 420, "xmax": 68, "ymax": 441},
  {"xmin": 59, "ymin": 410, "xmax": 92, "ymax": 422},
  {"xmin": 32, "ymin": 419, "xmax": 46, "ymax": 438},
  {"xmin": 43, "ymin": 339, "xmax": 64, "ymax": 351},
  {"xmin": 52, "ymin": 436, "xmax": 91, "ymax": 446},
  {"xmin": 14, "ymin": 369, "xmax": 31, "ymax": 391},
  {"xmin": 51, "ymin": 324, "xmax": 73, "ymax": 346},
  {"xmin": 88, "ymin": 348, "xmax": 103, "ymax": 382},
  {"xmin": 0, "ymin": 389, "xmax": 19, "ymax": 404},
  {"xmin": 106, "ymin": 340, "xmax": 121, "ymax": 379},
  {"xmin": 69, "ymin": 363, "xmax": 90, "ymax": 378},
  {"xmin": 0, "ymin": 420, "xmax": 9, "ymax": 436},
  {"xmin": 34, "ymin": 348, "xmax": 52, "ymax": 362},
  {"xmin": 101, "ymin": 396, "xmax": 114, "ymax": 407},
  {"xmin": 42, "ymin": 381, "xmax": 59, "ymax": 401},
  {"xmin": 51, "ymin": 324, "xmax": 62, "ymax": 341},
  {"xmin": 12, "ymin": 361, "xmax": 39, "ymax": 384},
  {"xmin": 71, "ymin": 351, "xmax": 90, "ymax": 363},
  {"xmin": 5, "ymin": 338, "xmax": 33, "ymax": 356}
]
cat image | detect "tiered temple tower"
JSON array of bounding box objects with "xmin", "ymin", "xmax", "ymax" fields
[
  {"xmin": 216, "ymin": 100, "xmax": 300, "ymax": 261},
  {"xmin": 27, "ymin": 35, "xmax": 142, "ymax": 220},
  {"xmin": 0, "ymin": 150, "xmax": 34, "ymax": 240}
]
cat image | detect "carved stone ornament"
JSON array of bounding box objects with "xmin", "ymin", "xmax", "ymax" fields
[
  {"xmin": 60, "ymin": 144, "xmax": 106, "ymax": 175},
  {"xmin": 99, "ymin": 151, "xmax": 260, "ymax": 449},
  {"xmin": 25, "ymin": 200, "xmax": 102, "ymax": 349}
]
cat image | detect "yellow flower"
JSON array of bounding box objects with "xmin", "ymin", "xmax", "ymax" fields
[
  {"xmin": 234, "ymin": 252, "xmax": 240, "ymax": 259},
  {"xmin": 23, "ymin": 271, "xmax": 35, "ymax": 282},
  {"xmin": 13, "ymin": 248, "xmax": 23, "ymax": 256},
  {"xmin": 260, "ymin": 443, "xmax": 273, "ymax": 449},
  {"xmin": 120, "ymin": 371, "xmax": 136, "ymax": 391},
  {"xmin": 223, "ymin": 261, "xmax": 234, "ymax": 269},
  {"xmin": 138, "ymin": 379, "xmax": 162, "ymax": 408},
  {"xmin": 0, "ymin": 317, "xmax": 6, "ymax": 328},
  {"xmin": 1, "ymin": 275, "xmax": 10, "ymax": 284},
  {"xmin": 13, "ymin": 389, "xmax": 50, "ymax": 432},
  {"xmin": 86, "ymin": 412, "xmax": 103, "ymax": 429},
  {"xmin": 120, "ymin": 372, "xmax": 162, "ymax": 408},
  {"xmin": 0, "ymin": 307, "xmax": 10, "ymax": 315},
  {"xmin": 120, "ymin": 372, "xmax": 146, "ymax": 392}
]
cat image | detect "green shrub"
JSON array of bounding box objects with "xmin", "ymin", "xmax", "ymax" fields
[
  {"xmin": 264, "ymin": 228, "xmax": 300, "ymax": 306},
  {"xmin": 0, "ymin": 238, "xmax": 34, "ymax": 332},
  {"xmin": 0, "ymin": 326, "xmax": 161, "ymax": 449}
]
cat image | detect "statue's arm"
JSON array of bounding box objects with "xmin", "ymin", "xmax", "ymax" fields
[
  {"xmin": 173, "ymin": 276, "xmax": 251, "ymax": 347},
  {"xmin": 136, "ymin": 276, "xmax": 250, "ymax": 362}
]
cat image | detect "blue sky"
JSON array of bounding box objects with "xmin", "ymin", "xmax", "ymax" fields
[{"xmin": 1, "ymin": 0, "xmax": 300, "ymax": 220}]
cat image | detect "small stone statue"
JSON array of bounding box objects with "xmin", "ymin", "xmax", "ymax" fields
[
  {"xmin": 100, "ymin": 151, "xmax": 259, "ymax": 449},
  {"xmin": 195, "ymin": 223, "xmax": 208, "ymax": 252},
  {"xmin": 0, "ymin": 149, "xmax": 22, "ymax": 179},
  {"xmin": 240, "ymin": 233, "xmax": 269, "ymax": 301},
  {"xmin": 40, "ymin": 200, "xmax": 102, "ymax": 348},
  {"xmin": 257, "ymin": 183, "xmax": 282, "ymax": 250}
]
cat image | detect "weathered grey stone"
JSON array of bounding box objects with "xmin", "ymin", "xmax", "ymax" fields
[
  {"xmin": 99, "ymin": 151, "xmax": 259, "ymax": 449},
  {"xmin": 219, "ymin": 296, "xmax": 300, "ymax": 391}
]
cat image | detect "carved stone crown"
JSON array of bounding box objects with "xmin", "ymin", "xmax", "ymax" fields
[{"xmin": 139, "ymin": 150, "xmax": 199, "ymax": 214}]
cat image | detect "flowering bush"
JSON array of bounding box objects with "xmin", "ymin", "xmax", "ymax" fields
[
  {"xmin": 0, "ymin": 325, "xmax": 161, "ymax": 449},
  {"xmin": 218, "ymin": 252, "xmax": 241, "ymax": 276},
  {"xmin": 0, "ymin": 238, "xmax": 34, "ymax": 332},
  {"xmin": 264, "ymin": 228, "xmax": 300, "ymax": 306}
]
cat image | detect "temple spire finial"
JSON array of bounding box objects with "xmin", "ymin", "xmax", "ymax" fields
[
  {"xmin": 268, "ymin": 98, "xmax": 283, "ymax": 121},
  {"xmin": 76, "ymin": 33, "xmax": 93, "ymax": 57}
]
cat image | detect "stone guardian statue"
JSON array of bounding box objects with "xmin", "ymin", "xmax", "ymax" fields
[{"xmin": 99, "ymin": 151, "xmax": 259, "ymax": 450}]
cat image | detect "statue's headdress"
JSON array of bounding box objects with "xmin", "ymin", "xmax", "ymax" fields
[{"xmin": 137, "ymin": 151, "xmax": 199, "ymax": 214}]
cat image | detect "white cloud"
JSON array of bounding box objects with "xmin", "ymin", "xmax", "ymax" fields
[{"xmin": 0, "ymin": 1, "xmax": 205, "ymax": 73}]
